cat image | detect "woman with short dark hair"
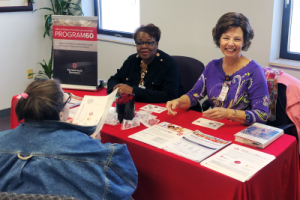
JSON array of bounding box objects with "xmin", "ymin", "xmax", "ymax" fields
[
  {"xmin": 107, "ymin": 23, "xmax": 184, "ymax": 103},
  {"xmin": 212, "ymin": 12, "xmax": 254, "ymax": 51},
  {"xmin": 0, "ymin": 79, "xmax": 138, "ymax": 200},
  {"xmin": 167, "ymin": 12, "xmax": 268, "ymax": 125}
]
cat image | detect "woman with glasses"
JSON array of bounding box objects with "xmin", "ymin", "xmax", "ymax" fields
[
  {"xmin": 166, "ymin": 12, "xmax": 269, "ymax": 125},
  {"xmin": 0, "ymin": 79, "xmax": 137, "ymax": 200},
  {"xmin": 107, "ymin": 23, "xmax": 184, "ymax": 103}
]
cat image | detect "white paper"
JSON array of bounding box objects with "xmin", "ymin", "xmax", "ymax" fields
[
  {"xmin": 72, "ymin": 89, "xmax": 117, "ymax": 134},
  {"xmin": 129, "ymin": 122, "xmax": 192, "ymax": 149},
  {"xmin": 200, "ymin": 144, "xmax": 276, "ymax": 182},
  {"xmin": 139, "ymin": 104, "xmax": 167, "ymax": 113},
  {"xmin": 164, "ymin": 130, "xmax": 231, "ymax": 162},
  {"xmin": 192, "ymin": 118, "xmax": 224, "ymax": 130}
]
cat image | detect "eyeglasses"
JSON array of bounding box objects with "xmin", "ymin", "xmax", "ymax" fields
[
  {"xmin": 62, "ymin": 92, "xmax": 72, "ymax": 108},
  {"xmin": 135, "ymin": 41, "xmax": 155, "ymax": 47}
]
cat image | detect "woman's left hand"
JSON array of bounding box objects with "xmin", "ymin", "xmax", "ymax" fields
[
  {"xmin": 202, "ymin": 107, "xmax": 229, "ymax": 120},
  {"xmin": 113, "ymin": 84, "xmax": 133, "ymax": 95}
]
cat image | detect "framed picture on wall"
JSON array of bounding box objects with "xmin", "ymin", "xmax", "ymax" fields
[{"xmin": 0, "ymin": 0, "xmax": 33, "ymax": 12}]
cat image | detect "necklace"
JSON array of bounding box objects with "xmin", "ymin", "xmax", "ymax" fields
[{"xmin": 139, "ymin": 60, "xmax": 148, "ymax": 86}]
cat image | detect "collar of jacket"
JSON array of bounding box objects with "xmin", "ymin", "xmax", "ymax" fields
[{"xmin": 22, "ymin": 119, "xmax": 97, "ymax": 136}]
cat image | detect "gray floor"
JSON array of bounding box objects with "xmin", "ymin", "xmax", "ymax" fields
[{"xmin": 0, "ymin": 116, "xmax": 10, "ymax": 132}]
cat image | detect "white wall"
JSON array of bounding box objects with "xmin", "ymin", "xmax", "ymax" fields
[
  {"xmin": 0, "ymin": 1, "xmax": 52, "ymax": 110},
  {"xmin": 1, "ymin": 0, "xmax": 300, "ymax": 111},
  {"xmin": 0, "ymin": 1, "xmax": 81, "ymax": 111},
  {"xmin": 96, "ymin": 0, "xmax": 300, "ymax": 83},
  {"xmin": 140, "ymin": 0, "xmax": 274, "ymax": 68}
]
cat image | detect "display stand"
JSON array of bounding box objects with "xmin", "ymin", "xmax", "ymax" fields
[{"xmin": 52, "ymin": 15, "xmax": 99, "ymax": 90}]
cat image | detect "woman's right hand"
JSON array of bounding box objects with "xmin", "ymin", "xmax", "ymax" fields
[
  {"xmin": 166, "ymin": 95, "xmax": 192, "ymax": 116},
  {"xmin": 113, "ymin": 84, "xmax": 133, "ymax": 95},
  {"xmin": 166, "ymin": 99, "xmax": 180, "ymax": 116}
]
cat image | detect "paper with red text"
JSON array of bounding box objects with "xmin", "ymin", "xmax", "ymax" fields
[
  {"xmin": 52, "ymin": 15, "xmax": 98, "ymax": 87},
  {"xmin": 164, "ymin": 130, "xmax": 231, "ymax": 162},
  {"xmin": 201, "ymin": 144, "xmax": 275, "ymax": 182},
  {"xmin": 129, "ymin": 122, "xmax": 192, "ymax": 149},
  {"xmin": 72, "ymin": 89, "xmax": 117, "ymax": 134}
]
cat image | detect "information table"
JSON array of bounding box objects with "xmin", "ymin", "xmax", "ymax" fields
[{"xmin": 10, "ymin": 88, "xmax": 300, "ymax": 200}]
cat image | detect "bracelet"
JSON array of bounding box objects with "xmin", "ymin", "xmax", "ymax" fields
[{"xmin": 233, "ymin": 110, "xmax": 237, "ymax": 121}]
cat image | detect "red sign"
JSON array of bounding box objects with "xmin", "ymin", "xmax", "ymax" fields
[{"xmin": 53, "ymin": 26, "xmax": 97, "ymax": 41}]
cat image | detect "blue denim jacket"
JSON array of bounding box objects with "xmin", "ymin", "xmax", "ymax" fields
[{"xmin": 0, "ymin": 120, "xmax": 138, "ymax": 200}]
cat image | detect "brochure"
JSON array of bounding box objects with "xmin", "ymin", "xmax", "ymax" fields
[
  {"xmin": 192, "ymin": 118, "xmax": 224, "ymax": 130},
  {"xmin": 164, "ymin": 130, "xmax": 231, "ymax": 162},
  {"xmin": 139, "ymin": 104, "xmax": 167, "ymax": 113},
  {"xmin": 201, "ymin": 144, "xmax": 275, "ymax": 182},
  {"xmin": 128, "ymin": 122, "xmax": 193, "ymax": 149},
  {"xmin": 234, "ymin": 123, "xmax": 283, "ymax": 149},
  {"xmin": 72, "ymin": 89, "xmax": 117, "ymax": 135}
]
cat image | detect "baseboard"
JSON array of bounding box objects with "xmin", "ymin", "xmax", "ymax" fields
[{"xmin": 0, "ymin": 108, "xmax": 10, "ymax": 119}]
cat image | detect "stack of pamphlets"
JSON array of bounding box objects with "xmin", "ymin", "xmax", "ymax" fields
[
  {"xmin": 129, "ymin": 122, "xmax": 231, "ymax": 162},
  {"xmin": 201, "ymin": 144, "xmax": 275, "ymax": 182},
  {"xmin": 234, "ymin": 123, "xmax": 283, "ymax": 149}
]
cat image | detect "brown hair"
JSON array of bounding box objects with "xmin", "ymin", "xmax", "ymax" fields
[
  {"xmin": 133, "ymin": 23, "xmax": 161, "ymax": 42},
  {"xmin": 212, "ymin": 12, "xmax": 254, "ymax": 51},
  {"xmin": 15, "ymin": 79, "xmax": 64, "ymax": 121}
]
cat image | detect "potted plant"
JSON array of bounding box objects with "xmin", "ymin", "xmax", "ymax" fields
[{"xmin": 32, "ymin": 0, "xmax": 83, "ymax": 79}]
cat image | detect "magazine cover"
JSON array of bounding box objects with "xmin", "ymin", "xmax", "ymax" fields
[
  {"xmin": 52, "ymin": 15, "xmax": 98, "ymax": 86},
  {"xmin": 238, "ymin": 124, "xmax": 282, "ymax": 141},
  {"xmin": 234, "ymin": 123, "xmax": 283, "ymax": 148}
]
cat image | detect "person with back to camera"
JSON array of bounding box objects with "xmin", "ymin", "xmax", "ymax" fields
[
  {"xmin": 107, "ymin": 23, "xmax": 184, "ymax": 103},
  {"xmin": 166, "ymin": 12, "xmax": 269, "ymax": 125},
  {"xmin": 0, "ymin": 79, "xmax": 138, "ymax": 200}
]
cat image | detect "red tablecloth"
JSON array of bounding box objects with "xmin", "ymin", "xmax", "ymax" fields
[{"xmin": 10, "ymin": 88, "xmax": 300, "ymax": 200}]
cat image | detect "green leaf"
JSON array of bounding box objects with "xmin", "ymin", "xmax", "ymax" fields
[
  {"xmin": 37, "ymin": 59, "xmax": 52, "ymax": 79},
  {"xmin": 32, "ymin": 7, "xmax": 53, "ymax": 13},
  {"xmin": 69, "ymin": 3, "xmax": 84, "ymax": 15},
  {"xmin": 43, "ymin": 15, "xmax": 52, "ymax": 38}
]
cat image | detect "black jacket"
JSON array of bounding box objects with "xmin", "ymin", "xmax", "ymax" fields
[{"xmin": 107, "ymin": 49, "xmax": 184, "ymax": 103}]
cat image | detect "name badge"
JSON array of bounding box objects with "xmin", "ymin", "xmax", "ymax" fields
[
  {"xmin": 139, "ymin": 84, "xmax": 146, "ymax": 89},
  {"xmin": 218, "ymin": 84, "xmax": 229, "ymax": 101}
]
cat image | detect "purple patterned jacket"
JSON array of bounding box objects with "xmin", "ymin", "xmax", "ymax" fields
[{"xmin": 186, "ymin": 58, "xmax": 269, "ymax": 125}]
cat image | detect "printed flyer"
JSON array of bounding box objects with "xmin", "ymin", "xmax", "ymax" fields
[
  {"xmin": 52, "ymin": 15, "xmax": 98, "ymax": 86},
  {"xmin": 201, "ymin": 144, "xmax": 275, "ymax": 182},
  {"xmin": 129, "ymin": 122, "xmax": 193, "ymax": 149}
]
